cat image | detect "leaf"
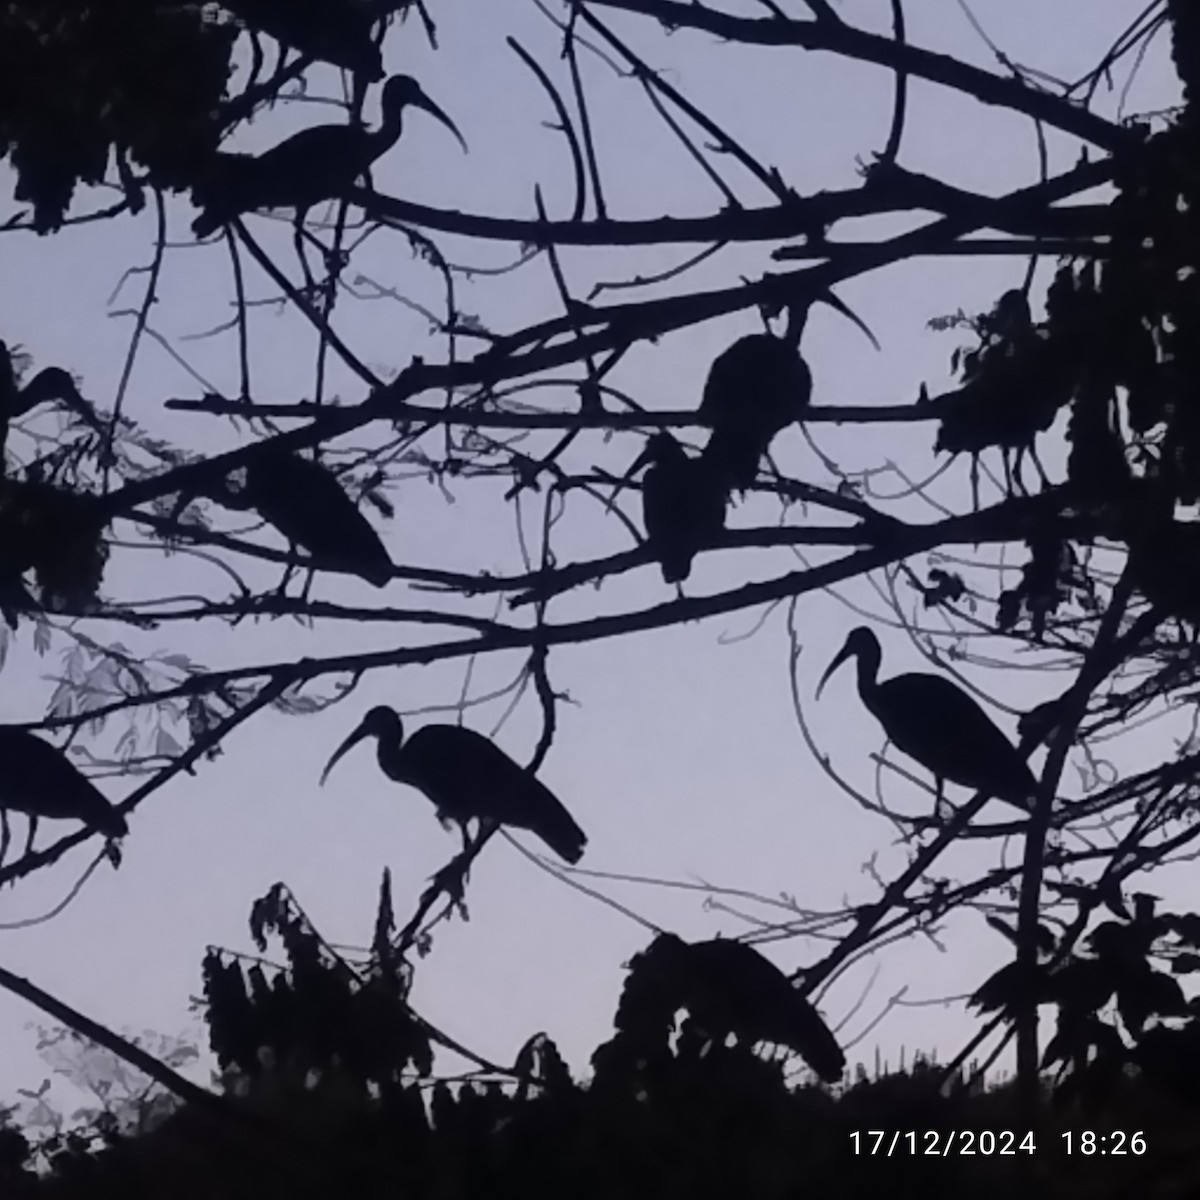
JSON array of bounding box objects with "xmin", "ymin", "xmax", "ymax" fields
[{"xmin": 33, "ymin": 618, "xmax": 51, "ymax": 655}]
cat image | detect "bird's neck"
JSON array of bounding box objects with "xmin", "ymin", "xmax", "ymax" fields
[
  {"xmin": 854, "ymin": 650, "xmax": 884, "ymax": 713},
  {"xmin": 368, "ymin": 111, "xmax": 405, "ymax": 159}
]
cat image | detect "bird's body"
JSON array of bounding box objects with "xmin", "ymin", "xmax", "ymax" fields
[
  {"xmin": 237, "ymin": 449, "xmax": 393, "ymax": 587},
  {"xmin": 0, "ymin": 727, "xmax": 127, "ymax": 857},
  {"xmin": 216, "ymin": 0, "xmax": 383, "ymax": 78},
  {"xmin": 818, "ymin": 626, "xmax": 1035, "ymax": 813},
  {"xmin": 633, "ymin": 433, "xmax": 727, "ymax": 583},
  {"xmin": 191, "ymin": 74, "xmax": 465, "ymax": 237},
  {"xmin": 1129, "ymin": 519, "xmax": 1200, "ymax": 624},
  {"xmin": 698, "ymin": 335, "xmax": 812, "ymax": 492},
  {"xmin": 320, "ymin": 706, "xmax": 586, "ymax": 864},
  {"xmin": 642, "ymin": 935, "xmax": 845, "ymax": 1083}
]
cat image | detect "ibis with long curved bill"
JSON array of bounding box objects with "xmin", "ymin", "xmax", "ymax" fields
[
  {"xmin": 192, "ymin": 74, "xmax": 467, "ymax": 237},
  {"xmin": 0, "ymin": 727, "xmax": 128, "ymax": 861},
  {"xmin": 319, "ymin": 706, "xmax": 586, "ymax": 864},
  {"xmin": 816, "ymin": 626, "xmax": 1035, "ymax": 816}
]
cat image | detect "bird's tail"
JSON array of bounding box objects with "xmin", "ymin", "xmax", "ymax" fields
[
  {"xmin": 701, "ymin": 430, "xmax": 763, "ymax": 493},
  {"xmin": 658, "ymin": 545, "xmax": 694, "ymax": 585},
  {"xmin": 94, "ymin": 805, "xmax": 128, "ymax": 840},
  {"xmin": 535, "ymin": 794, "xmax": 587, "ymax": 864},
  {"xmin": 786, "ymin": 998, "xmax": 846, "ymax": 1083},
  {"xmin": 191, "ymin": 209, "xmax": 225, "ymax": 239}
]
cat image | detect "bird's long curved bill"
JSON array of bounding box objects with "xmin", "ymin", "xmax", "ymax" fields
[
  {"xmin": 815, "ymin": 643, "xmax": 853, "ymax": 699},
  {"xmin": 815, "ymin": 289, "xmax": 881, "ymax": 352},
  {"xmin": 319, "ymin": 722, "xmax": 369, "ymax": 786},
  {"xmin": 415, "ymin": 94, "xmax": 468, "ymax": 153},
  {"xmin": 62, "ymin": 386, "xmax": 109, "ymax": 440}
]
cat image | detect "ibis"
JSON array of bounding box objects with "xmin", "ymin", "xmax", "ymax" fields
[
  {"xmin": 651, "ymin": 934, "xmax": 845, "ymax": 1083},
  {"xmin": 0, "ymin": 344, "xmax": 106, "ymax": 458},
  {"xmin": 216, "ymin": 0, "xmax": 384, "ymax": 79},
  {"xmin": 623, "ymin": 433, "xmax": 727, "ymax": 583},
  {"xmin": 222, "ymin": 447, "xmax": 395, "ymax": 587},
  {"xmin": 698, "ymin": 293, "xmax": 878, "ymax": 492},
  {"xmin": 817, "ymin": 626, "xmax": 1036, "ymax": 816},
  {"xmin": 319, "ymin": 706, "xmax": 587, "ymax": 864},
  {"xmin": 0, "ymin": 727, "xmax": 127, "ymax": 861},
  {"xmin": 191, "ymin": 74, "xmax": 466, "ymax": 238}
]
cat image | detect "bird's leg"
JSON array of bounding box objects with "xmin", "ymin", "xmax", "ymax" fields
[
  {"xmin": 297, "ymin": 563, "xmax": 316, "ymax": 607},
  {"xmin": 292, "ymin": 212, "xmax": 317, "ymax": 299},
  {"xmin": 931, "ymin": 776, "xmax": 946, "ymax": 824},
  {"xmin": 1029, "ymin": 444, "xmax": 1051, "ymax": 490},
  {"xmin": 1013, "ymin": 446, "xmax": 1029, "ymax": 496},
  {"xmin": 275, "ymin": 543, "xmax": 299, "ymax": 597},
  {"xmin": 23, "ymin": 814, "xmax": 37, "ymax": 857},
  {"xmin": 0, "ymin": 809, "xmax": 9, "ymax": 870}
]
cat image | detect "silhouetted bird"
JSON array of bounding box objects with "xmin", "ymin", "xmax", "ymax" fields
[
  {"xmin": 651, "ymin": 934, "xmax": 846, "ymax": 1083},
  {"xmin": 216, "ymin": 0, "xmax": 384, "ymax": 79},
  {"xmin": 817, "ymin": 626, "xmax": 1035, "ymax": 816},
  {"xmin": 0, "ymin": 727, "xmax": 127, "ymax": 860},
  {"xmin": 1128, "ymin": 518, "xmax": 1200, "ymax": 625},
  {"xmin": 0, "ymin": 343, "xmax": 106, "ymax": 459},
  {"xmin": 320, "ymin": 706, "xmax": 586, "ymax": 863},
  {"xmin": 698, "ymin": 294, "xmax": 877, "ymax": 492},
  {"xmin": 625, "ymin": 432, "xmax": 727, "ymax": 583},
  {"xmin": 224, "ymin": 447, "xmax": 394, "ymax": 587},
  {"xmin": 192, "ymin": 74, "xmax": 465, "ymax": 237}
]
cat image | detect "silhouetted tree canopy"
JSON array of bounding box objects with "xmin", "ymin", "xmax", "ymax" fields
[{"xmin": 5, "ymin": 1, "xmax": 1200, "ymax": 1195}]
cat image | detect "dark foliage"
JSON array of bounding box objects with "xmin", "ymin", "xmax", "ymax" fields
[
  {"xmin": 203, "ymin": 881, "xmax": 432, "ymax": 1093},
  {"xmin": 0, "ymin": 1, "xmax": 236, "ymax": 230}
]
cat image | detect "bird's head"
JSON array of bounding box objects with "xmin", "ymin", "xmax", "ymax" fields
[
  {"xmin": 604, "ymin": 433, "xmax": 681, "ymax": 514},
  {"xmin": 319, "ymin": 705, "xmax": 402, "ymax": 785},
  {"xmin": 771, "ymin": 289, "xmax": 879, "ymax": 352},
  {"xmin": 16, "ymin": 368, "xmax": 107, "ymax": 440},
  {"xmin": 381, "ymin": 75, "xmax": 468, "ymax": 153},
  {"xmin": 816, "ymin": 626, "xmax": 880, "ymax": 699}
]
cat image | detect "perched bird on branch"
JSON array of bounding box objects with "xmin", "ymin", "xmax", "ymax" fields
[
  {"xmin": 817, "ymin": 626, "xmax": 1036, "ymax": 818},
  {"xmin": 220, "ymin": 447, "xmax": 395, "ymax": 587},
  {"xmin": 215, "ymin": 0, "xmax": 385, "ymax": 79},
  {"xmin": 0, "ymin": 727, "xmax": 127, "ymax": 864},
  {"xmin": 622, "ymin": 934, "xmax": 846, "ymax": 1083},
  {"xmin": 698, "ymin": 292, "xmax": 878, "ymax": 493},
  {"xmin": 320, "ymin": 706, "xmax": 587, "ymax": 864},
  {"xmin": 616, "ymin": 432, "xmax": 727, "ymax": 584},
  {"xmin": 191, "ymin": 74, "xmax": 465, "ymax": 238},
  {"xmin": 0, "ymin": 343, "xmax": 107, "ymax": 462}
]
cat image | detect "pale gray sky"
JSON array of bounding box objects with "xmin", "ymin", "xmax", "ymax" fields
[{"xmin": 0, "ymin": 0, "xmax": 1184, "ymax": 1113}]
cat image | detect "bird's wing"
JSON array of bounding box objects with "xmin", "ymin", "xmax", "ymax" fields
[
  {"xmin": 247, "ymin": 454, "xmax": 391, "ymax": 582},
  {"xmin": 403, "ymin": 727, "xmax": 585, "ymax": 859},
  {"xmin": 685, "ymin": 940, "xmax": 844, "ymax": 1081},
  {"xmin": 0, "ymin": 730, "xmax": 124, "ymax": 832},
  {"xmin": 879, "ymin": 675, "xmax": 1034, "ymax": 800}
]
